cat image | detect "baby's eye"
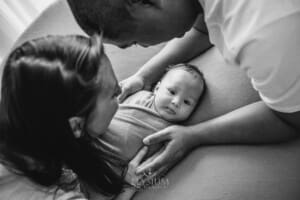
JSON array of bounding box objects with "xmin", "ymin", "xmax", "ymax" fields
[
  {"xmin": 167, "ymin": 88, "xmax": 175, "ymax": 95},
  {"xmin": 184, "ymin": 100, "xmax": 192, "ymax": 106}
]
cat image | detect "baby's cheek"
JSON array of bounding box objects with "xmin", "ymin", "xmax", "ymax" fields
[{"xmin": 185, "ymin": 107, "xmax": 194, "ymax": 117}]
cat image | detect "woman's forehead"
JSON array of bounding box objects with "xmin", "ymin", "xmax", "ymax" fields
[{"xmin": 96, "ymin": 58, "xmax": 117, "ymax": 91}]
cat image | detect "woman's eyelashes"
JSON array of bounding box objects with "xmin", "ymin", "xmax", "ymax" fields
[{"xmin": 112, "ymin": 86, "xmax": 121, "ymax": 98}]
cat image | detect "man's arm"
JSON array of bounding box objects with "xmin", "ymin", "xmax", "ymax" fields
[
  {"xmin": 118, "ymin": 27, "xmax": 212, "ymax": 101},
  {"xmin": 189, "ymin": 101, "xmax": 298, "ymax": 146},
  {"xmin": 136, "ymin": 101, "xmax": 299, "ymax": 175},
  {"xmin": 118, "ymin": 15, "xmax": 212, "ymax": 101}
]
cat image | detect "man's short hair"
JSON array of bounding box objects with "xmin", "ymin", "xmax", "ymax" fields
[{"xmin": 67, "ymin": 0, "xmax": 137, "ymax": 39}]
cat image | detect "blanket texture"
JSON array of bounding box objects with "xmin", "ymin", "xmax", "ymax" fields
[{"xmin": 95, "ymin": 103, "xmax": 171, "ymax": 163}]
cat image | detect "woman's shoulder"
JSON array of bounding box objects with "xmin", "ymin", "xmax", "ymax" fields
[{"xmin": 0, "ymin": 163, "xmax": 87, "ymax": 200}]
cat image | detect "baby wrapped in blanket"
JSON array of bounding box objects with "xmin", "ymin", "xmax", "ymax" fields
[{"xmin": 95, "ymin": 64, "xmax": 205, "ymax": 164}]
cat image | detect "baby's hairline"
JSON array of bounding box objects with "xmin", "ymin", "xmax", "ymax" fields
[
  {"xmin": 160, "ymin": 63, "xmax": 205, "ymax": 92},
  {"xmin": 162, "ymin": 63, "xmax": 204, "ymax": 81}
]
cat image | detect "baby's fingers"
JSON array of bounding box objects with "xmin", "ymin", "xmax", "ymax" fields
[{"xmin": 118, "ymin": 85, "xmax": 131, "ymax": 102}]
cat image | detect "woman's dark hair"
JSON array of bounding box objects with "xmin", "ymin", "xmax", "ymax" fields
[{"xmin": 0, "ymin": 34, "xmax": 124, "ymax": 196}]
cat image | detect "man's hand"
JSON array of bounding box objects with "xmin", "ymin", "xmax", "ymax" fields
[
  {"xmin": 136, "ymin": 125, "xmax": 195, "ymax": 178},
  {"xmin": 118, "ymin": 75, "xmax": 150, "ymax": 103}
]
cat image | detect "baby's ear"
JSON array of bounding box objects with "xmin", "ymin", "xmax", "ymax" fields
[{"xmin": 69, "ymin": 117, "xmax": 85, "ymax": 138}]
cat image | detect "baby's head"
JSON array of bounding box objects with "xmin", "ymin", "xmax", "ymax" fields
[{"xmin": 153, "ymin": 63, "xmax": 205, "ymax": 122}]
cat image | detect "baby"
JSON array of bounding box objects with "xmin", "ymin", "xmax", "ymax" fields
[{"xmin": 94, "ymin": 63, "xmax": 205, "ymax": 164}]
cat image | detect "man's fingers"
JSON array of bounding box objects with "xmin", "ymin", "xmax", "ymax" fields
[
  {"xmin": 131, "ymin": 146, "xmax": 148, "ymax": 165},
  {"xmin": 143, "ymin": 130, "xmax": 170, "ymax": 145}
]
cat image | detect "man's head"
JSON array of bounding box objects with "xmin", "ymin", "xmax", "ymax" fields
[
  {"xmin": 153, "ymin": 64, "xmax": 205, "ymax": 122},
  {"xmin": 67, "ymin": 0, "xmax": 201, "ymax": 48}
]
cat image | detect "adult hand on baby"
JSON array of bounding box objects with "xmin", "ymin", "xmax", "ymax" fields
[
  {"xmin": 125, "ymin": 146, "xmax": 153, "ymax": 190},
  {"xmin": 118, "ymin": 75, "xmax": 151, "ymax": 103},
  {"xmin": 136, "ymin": 125, "xmax": 195, "ymax": 178}
]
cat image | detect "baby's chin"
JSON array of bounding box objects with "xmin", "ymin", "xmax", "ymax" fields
[{"xmin": 158, "ymin": 111, "xmax": 190, "ymax": 123}]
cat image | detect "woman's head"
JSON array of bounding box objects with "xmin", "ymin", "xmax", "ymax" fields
[
  {"xmin": 0, "ymin": 34, "xmax": 123, "ymax": 196},
  {"xmin": 67, "ymin": 0, "xmax": 201, "ymax": 47}
]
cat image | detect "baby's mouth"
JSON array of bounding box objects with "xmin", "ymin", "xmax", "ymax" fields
[{"xmin": 165, "ymin": 107, "xmax": 176, "ymax": 115}]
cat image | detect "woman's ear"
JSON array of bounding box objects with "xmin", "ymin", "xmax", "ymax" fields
[{"xmin": 69, "ymin": 117, "xmax": 85, "ymax": 138}]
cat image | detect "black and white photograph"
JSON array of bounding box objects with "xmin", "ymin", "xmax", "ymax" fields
[{"xmin": 1, "ymin": 0, "xmax": 300, "ymax": 199}]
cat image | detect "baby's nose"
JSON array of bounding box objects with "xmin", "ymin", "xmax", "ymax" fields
[{"xmin": 171, "ymin": 97, "xmax": 181, "ymax": 107}]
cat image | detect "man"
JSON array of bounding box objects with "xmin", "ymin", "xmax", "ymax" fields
[{"xmin": 67, "ymin": 0, "xmax": 300, "ymax": 179}]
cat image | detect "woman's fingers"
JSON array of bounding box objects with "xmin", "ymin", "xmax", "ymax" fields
[
  {"xmin": 136, "ymin": 147, "xmax": 164, "ymax": 172},
  {"xmin": 145, "ymin": 164, "xmax": 169, "ymax": 182},
  {"xmin": 136, "ymin": 164, "xmax": 170, "ymax": 189},
  {"xmin": 136, "ymin": 146, "xmax": 171, "ymax": 174},
  {"xmin": 130, "ymin": 146, "xmax": 148, "ymax": 165}
]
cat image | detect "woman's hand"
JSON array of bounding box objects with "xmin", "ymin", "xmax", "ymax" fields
[
  {"xmin": 136, "ymin": 125, "xmax": 196, "ymax": 178},
  {"xmin": 125, "ymin": 146, "xmax": 152, "ymax": 189},
  {"xmin": 112, "ymin": 147, "xmax": 150, "ymax": 200},
  {"xmin": 118, "ymin": 75, "xmax": 150, "ymax": 103}
]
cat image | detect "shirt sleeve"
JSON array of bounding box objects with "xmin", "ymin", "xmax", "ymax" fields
[{"xmin": 237, "ymin": 10, "xmax": 300, "ymax": 113}]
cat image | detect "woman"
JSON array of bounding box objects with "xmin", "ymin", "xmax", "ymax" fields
[{"xmin": 0, "ymin": 34, "xmax": 146, "ymax": 200}]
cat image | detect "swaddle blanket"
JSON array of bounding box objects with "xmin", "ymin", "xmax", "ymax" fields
[{"xmin": 94, "ymin": 91, "xmax": 171, "ymax": 163}]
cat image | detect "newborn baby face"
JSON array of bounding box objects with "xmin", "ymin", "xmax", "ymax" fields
[{"xmin": 153, "ymin": 68, "xmax": 204, "ymax": 122}]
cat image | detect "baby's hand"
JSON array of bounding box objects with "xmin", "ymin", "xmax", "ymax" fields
[{"xmin": 118, "ymin": 75, "xmax": 145, "ymax": 103}]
